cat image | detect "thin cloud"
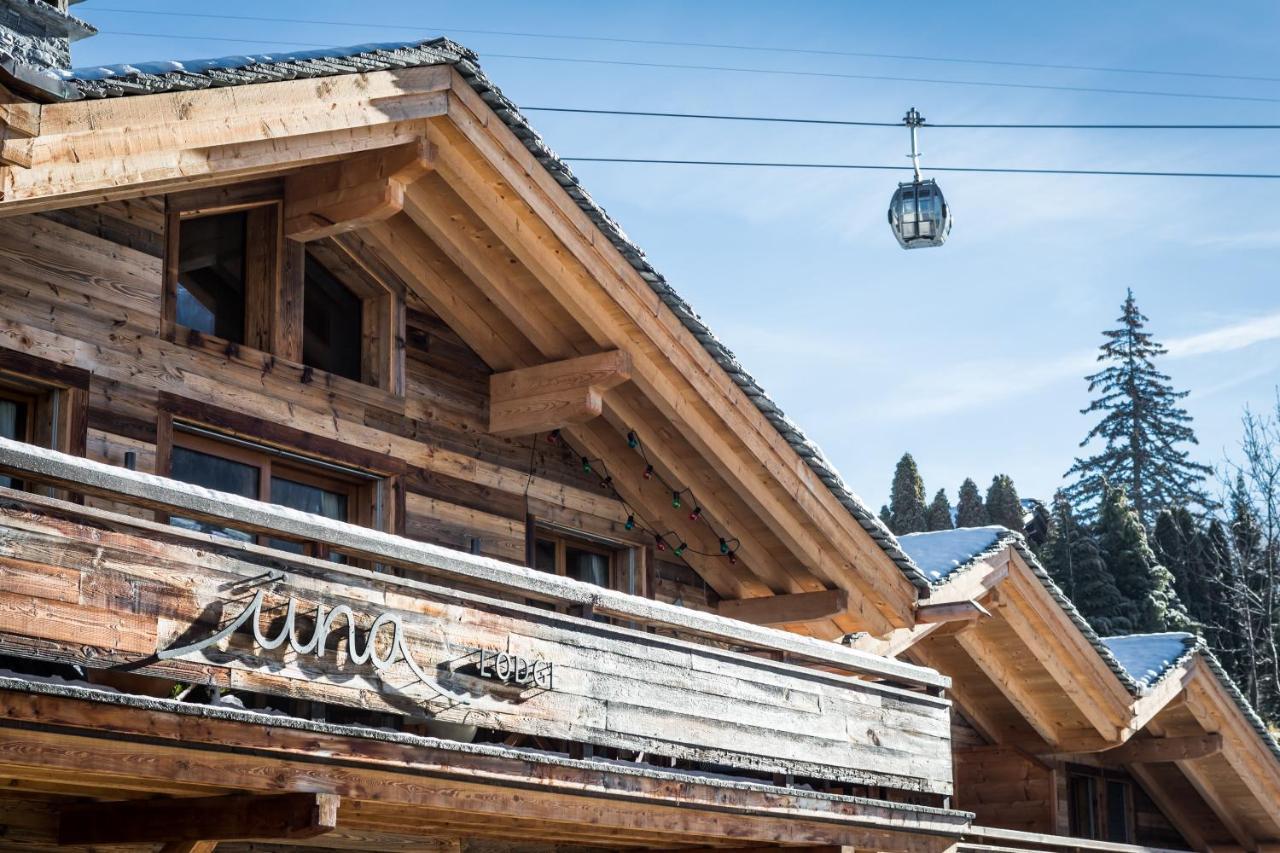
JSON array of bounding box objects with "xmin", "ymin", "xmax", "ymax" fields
[
  {"xmin": 837, "ymin": 311, "xmax": 1280, "ymax": 423},
  {"xmin": 1166, "ymin": 311, "xmax": 1280, "ymax": 358}
]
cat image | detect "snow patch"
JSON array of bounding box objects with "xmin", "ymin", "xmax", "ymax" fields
[
  {"xmin": 897, "ymin": 526, "xmax": 1009, "ymax": 583},
  {"xmin": 1101, "ymin": 632, "xmax": 1196, "ymax": 688}
]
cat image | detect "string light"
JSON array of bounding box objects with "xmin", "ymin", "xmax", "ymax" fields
[{"xmin": 540, "ymin": 427, "xmax": 744, "ymax": 569}]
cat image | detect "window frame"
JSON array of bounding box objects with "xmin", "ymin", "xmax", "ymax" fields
[
  {"xmin": 0, "ymin": 351, "xmax": 90, "ymax": 460},
  {"xmin": 164, "ymin": 181, "xmax": 288, "ymax": 357},
  {"xmin": 534, "ymin": 529, "xmax": 618, "ymax": 589},
  {"xmin": 1067, "ymin": 765, "xmax": 1135, "ymax": 844},
  {"xmin": 168, "ymin": 426, "xmax": 378, "ymax": 561},
  {"xmin": 163, "ymin": 181, "xmax": 405, "ymax": 395}
]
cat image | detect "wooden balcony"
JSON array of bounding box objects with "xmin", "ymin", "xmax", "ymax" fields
[{"xmin": 0, "ymin": 437, "xmax": 964, "ymax": 850}]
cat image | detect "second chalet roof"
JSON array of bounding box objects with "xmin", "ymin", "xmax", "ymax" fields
[
  {"xmin": 52, "ymin": 37, "xmax": 930, "ymax": 591},
  {"xmin": 911, "ymin": 524, "xmax": 1280, "ymax": 764}
]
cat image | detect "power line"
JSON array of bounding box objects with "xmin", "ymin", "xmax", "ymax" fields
[
  {"xmin": 560, "ymin": 158, "xmax": 1280, "ymax": 180},
  {"xmin": 93, "ymin": 32, "xmax": 1280, "ymax": 106},
  {"xmin": 88, "ymin": 6, "xmax": 1280, "ymax": 85},
  {"xmin": 523, "ymin": 106, "xmax": 1280, "ymax": 130}
]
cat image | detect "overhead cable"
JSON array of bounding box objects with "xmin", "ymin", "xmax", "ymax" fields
[{"xmin": 89, "ymin": 6, "xmax": 1280, "ymax": 85}]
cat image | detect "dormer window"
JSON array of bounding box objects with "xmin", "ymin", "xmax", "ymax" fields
[
  {"xmin": 164, "ymin": 180, "xmax": 403, "ymax": 394},
  {"xmin": 176, "ymin": 210, "xmax": 248, "ymax": 343},
  {"xmin": 303, "ymin": 255, "xmax": 363, "ymax": 381}
]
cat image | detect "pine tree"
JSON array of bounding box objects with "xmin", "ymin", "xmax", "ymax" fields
[
  {"xmin": 1042, "ymin": 491, "xmax": 1127, "ymax": 633},
  {"xmin": 888, "ymin": 453, "xmax": 928, "ymax": 535},
  {"xmin": 1065, "ymin": 290, "xmax": 1212, "ymax": 526},
  {"xmin": 1096, "ymin": 482, "xmax": 1192, "ymax": 633},
  {"xmin": 1152, "ymin": 507, "xmax": 1211, "ymax": 619},
  {"xmin": 927, "ymin": 489, "xmax": 954, "ymax": 531},
  {"xmin": 985, "ymin": 474, "xmax": 1025, "ymax": 534},
  {"xmin": 879, "ymin": 504, "xmax": 893, "ymax": 529},
  {"xmin": 955, "ymin": 478, "xmax": 988, "ymax": 528}
]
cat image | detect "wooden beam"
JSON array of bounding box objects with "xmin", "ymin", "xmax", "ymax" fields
[
  {"xmin": 489, "ymin": 349, "xmax": 632, "ymax": 437},
  {"xmin": 1177, "ymin": 758, "xmax": 1257, "ymax": 851},
  {"xmin": 2, "ymin": 67, "xmax": 450, "ymax": 214},
  {"xmin": 1126, "ymin": 762, "xmax": 1210, "ymax": 853},
  {"xmin": 427, "ymin": 99, "xmax": 920, "ymax": 629},
  {"xmin": 159, "ymin": 843, "xmax": 218, "ymax": 853},
  {"xmin": 916, "ymin": 599, "xmax": 990, "ymax": 624},
  {"xmin": 1103, "ymin": 734, "xmax": 1223, "ymax": 765},
  {"xmin": 718, "ymin": 589, "xmax": 849, "ymax": 626},
  {"xmin": 58, "ymin": 792, "xmax": 339, "ymax": 845},
  {"xmin": 955, "ymin": 625, "xmax": 1063, "ymax": 748},
  {"xmin": 283, "ymin": 140, "xmax": 435, "ymax": 241},
  {"xmin": 0, "ymin": 99, "xmax": 39, "ymax": 169}
]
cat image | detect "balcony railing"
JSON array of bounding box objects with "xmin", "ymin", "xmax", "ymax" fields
[{"xmin": 0, "ymin": 437, "xmax": 953, "ymax": 801}]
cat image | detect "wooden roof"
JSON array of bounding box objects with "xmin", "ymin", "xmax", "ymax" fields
[
  {"xmin": 0, "ymin": 38, "xmax": 933, "ymax": 637},
  {"xmin": 871, "ymin": 529, "xmax": 1280, "ymax": 849}
]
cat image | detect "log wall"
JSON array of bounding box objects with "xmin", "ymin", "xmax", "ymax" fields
[{"xmin": 0, "ymin": 204, "xmax": 710, "ymax": 608}]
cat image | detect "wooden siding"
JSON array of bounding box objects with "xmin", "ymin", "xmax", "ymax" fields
[
  {"xmin": 0, "ymin": 205, "xmax": 719, "ymax": 602},
  {"xmin": 0, "ymin": 490, "xmax": 952, "ymax": 795}
]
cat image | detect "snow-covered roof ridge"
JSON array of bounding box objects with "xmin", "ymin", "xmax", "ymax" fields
[
  {"xmin": 47, "ymin": 36, "xmax": 930, "ymax": 593},
  {"xmin": 897, "ymin": 526, "xmax": 1013, "ymax": 584},
  {"xmin": 1100, "ymin": 632, "xmax": 1198, "ymax": 689}
]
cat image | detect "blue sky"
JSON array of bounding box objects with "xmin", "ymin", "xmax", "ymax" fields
[{"xmin": 72, "ymin": 1, "xmax": 1280, "ymax": 511}]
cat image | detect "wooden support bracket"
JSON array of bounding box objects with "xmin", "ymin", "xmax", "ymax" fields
[
  {"xmin": 1102, "ymin": 733, "xmax": 1224, "ymax": 765},
  {"xmin": 489, "ymin": 349, "xmax": 633, "ymax": 437},
  {"xmin": 284, "ymin": 139, "xmax": 435, "ymax": 240},
  {"xmin": 57, "ymin": 792, "xmax": 339, "ymax": 846},
  {"xmin": 915, "ymin": 599, "xmax": 991, "ymax": 625},
  {"xmin": 718, "ymin": 589, "xmax": 849, "ymax": 626},
  {"xmin": 0, "ymin": 98, "xmax": 40, "ymax": 169}
]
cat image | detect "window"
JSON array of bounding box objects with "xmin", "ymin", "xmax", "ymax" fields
[
  {"xmin": 168, "ymin": 428, "xmax": 378, "ymax": 561},
  {"xmin": 1068, "ymin": 768, "xmax": 1133, "ymax": 843},
  {"xmin": 175, "ymin": 211, "xmax": 248, "ymax": 342},
  {"xmin": 0, "ymin": 354, "xmax": 90, "ymax": 489},
  {"xmin": 534, "ymin": 531, "xmax": 615, "ymax": 589},
  {"xmin": 164, "ymin": 181, "xmax": 405, "ymax": 395},
  {"xmin": 303, "ymin": 255, "xmax": 364, "ymax": 381},
  {"xmin": 0, "ymin": 385, "xmax": 33, "ymax": 490}
]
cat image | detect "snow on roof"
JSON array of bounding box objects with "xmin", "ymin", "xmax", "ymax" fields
[
  {"xmin": 1101, "ymin": 632, "xmax": 1197, "ymax": 689},
  {"xmin": 897, "ymin": 526, "xmax": 1010, "ymax": 583}
]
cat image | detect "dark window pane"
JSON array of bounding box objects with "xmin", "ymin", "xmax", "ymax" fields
[
  {"xmin": 270, "ymin": 475, "xmax": 348, "ymax": 521},
  {"xmin": 169, "ymin": 445, "xmax": 258, "ymax": 542},
  {"xmin": 1105, "ymin": 781, "xmax": 1130, "ymax": 842},
  {"xmin": 178, "ymin": 212, "xmax": 247, "ymax": 343},
  {"xmin": 566, "ymin": 547, "xmax": 609, "ymax": 588},
  {"xmin": 303, "ymin": 256, "xmax": 363, "ymax": 381},
  {"xmin": 0, "ymin": 397, "xmax": 28, "ymax": 489},
  {"xmin": 1068, "ymin": 775, "xmax": 1097, "ymax": 839},
  {"xmin": 534, "ymin": 539, "xmax": 557, "ymax": 573}
]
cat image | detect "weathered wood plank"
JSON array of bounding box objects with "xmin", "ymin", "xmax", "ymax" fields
[{"xmin": 0, "ymin": 494, "xmax": 952, "ymax": 795}]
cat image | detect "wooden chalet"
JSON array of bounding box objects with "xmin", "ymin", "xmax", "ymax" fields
[{"xmin": 0, "ymin": 2, "xmax": 1271, "ymax": 851}]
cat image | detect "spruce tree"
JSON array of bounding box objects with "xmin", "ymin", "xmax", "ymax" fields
[
  {"xmin": 955, "ymin": 478, "xmax": 988, "ymax": 527},
  {"xmin": 1152, "ymin": 507, "xmax": 1210, "ymax": 619},
  {"xmin": 1065, "ymin": 290, "xmax": 1212, "ymax": 526},
  {"xmin": 888, "ymin": 453, "xmax": 928, "ymax": 535},
  {"xmin": 879, "ymin": 504, "xmax": 893, "ymax": 529},
  {"xmin": 985, "ymin": 474, "xmax": 1025, "ymax": 534},
  {"xmin": 927, "ymin": 489, "xmax": 954, "ymax": 531},
  {"xmin": 1042, "ymin": 491, "xmax": 1126, "ymax": 633},
  {"xmin": 1096, "ymin": 483, "xmax": 1192, "ymax": 633}
]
